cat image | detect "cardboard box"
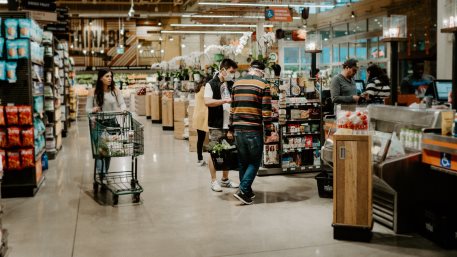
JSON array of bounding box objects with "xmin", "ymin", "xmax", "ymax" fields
[
  {"xmin": 162, "ymin": 95, "xmax": 174, "ymax": 127},
  {"xmin": 135, "ymin": 95, "xmax": 146, "ymax": 116},
  {"xmin": 174, "ymin": 100, "xmax": 189, "ymax": 122},
  {"xmin": 189, "ymin": 134, "xmax": 197, "ymax": 150},
  {"xmin": 145, "ymin": 93, "xmax": 152, "ymax": 117},
  {"xmin": 151, "ymin": 93, "xmax": 162, "ymax": 121},
  {"xmin": 174, "ymin": 121, "xmax": 185, "ymax": 140},
  {"xmin": 188, "ymin": 133, "xmax": 209, "ymax": 152}
]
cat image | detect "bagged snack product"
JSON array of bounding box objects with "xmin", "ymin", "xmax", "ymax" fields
[
  {"xmin": 16, "ymin": 39, "xmax": 29, "ymax": 59},
  {"xmin": 5, "ymin": 105, "xmax": 18, "ymax": 125},
  {"xmin": 0, "ymin": 106, "xmax": 4, "ymax": 126},
  {"xmin": 21, "ymin": 127, "xmax": 34, "ymax": 147},
  {"xmin": 6, "ymin": 62, "xmax": 17, "ymax": 83},
  {"xmin": 0, "ymin": 61, "xmax": 6, "ymax": 81},
  {"xmin": 0, "ymin": 129, "xmax": 6, "ymax": 148},
  {"xmin": 0, "ymin": 150, "xmax": 5, "ymax": 170},
  {"xmin": 21, "ymin": 149, "xmax": 34, "ymax": 168},
  {"xmin": 18, "ymin": 105, "xmax": 32, "ymax": 125},
  {"xmin": 0, "ymin": 38, "xmax": 4, "ymax": 58},
  {"xmin": 7, "ymin": 151, "xmax": 20, "ymax": 170},
  {"xmin": 4, "ymin": 19, "xmax": 18, "ymax": 40},
  {"xmin": 7, "ymin": 127, "xmax": 21, "ymax": 147},
  {"xmin": 6, "ymin": 40, "xmax": 18, "ymax": 59},
  {"xmin": 18, "ymin": 19, "xmax": 31, "ymax": 38}
]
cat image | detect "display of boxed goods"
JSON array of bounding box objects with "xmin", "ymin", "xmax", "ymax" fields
[
  {"xmin": 263, "ymin": 144, "xmax": 279, "ymax": 165},
  {"xmin": 162, "ymin": 90, "xmax": 174, "ymax": 129},
  {"xmin": 173, "ymin": 100, "xmax": 189, "ymax": 122},
  {"xmin": 174, "ymin": 121, "xmax": 185, "ymax": 140}
]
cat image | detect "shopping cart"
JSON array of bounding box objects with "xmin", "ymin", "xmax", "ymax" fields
[{"xmin": 88, "ymin": 111, "xmax": 144, "ymax": 205}]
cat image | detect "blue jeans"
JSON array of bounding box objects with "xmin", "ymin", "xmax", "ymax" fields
[
  {"xmin": 235, "ymin": 131, "xmax": 264, "ymax": 194},
  {"xmin": 96, "ymin": 158, "xmax": 111, "ymax": 174}
]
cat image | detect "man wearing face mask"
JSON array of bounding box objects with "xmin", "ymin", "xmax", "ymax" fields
[
  {"xmin": 227, "ymin": 60, "xmax": 272, "ymax": 205},
  {"xmin": 204, "ymin": 58, "xmax": 239, "ymax": 192}
]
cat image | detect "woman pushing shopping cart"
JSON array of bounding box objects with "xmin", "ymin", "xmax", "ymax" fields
[{"xmin": 86, "ymin": 69, "xmax": 144, "ymax": 205}]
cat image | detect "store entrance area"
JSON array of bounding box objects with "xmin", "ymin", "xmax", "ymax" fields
[{"xmin": 2, "ymin": 117, "xmax": 454, "ymax": 257}]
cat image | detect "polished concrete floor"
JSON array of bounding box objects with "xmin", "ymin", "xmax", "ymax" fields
[{"xmin": 3, "ymin": 116, "xmax": 457, "ymax": 257}]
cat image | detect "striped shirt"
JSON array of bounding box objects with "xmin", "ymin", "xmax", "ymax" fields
[
  {"xmin": 229, "ymin": 75, "xmax": 272, "ymax": 132},
  {"xmin": 365, "ymin": 78, "xmax": 390, "ymax": 98}
]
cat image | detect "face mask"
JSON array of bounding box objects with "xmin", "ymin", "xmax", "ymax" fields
[{"xmin": 222, "ymin": 70, "xmax": 234, "ymax": 81}]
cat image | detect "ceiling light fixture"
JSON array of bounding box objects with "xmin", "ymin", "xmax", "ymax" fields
[
  {"xmin": 158, "ymin": 22, "xmax": 162, "ymax": 26},
  {"xmin": 198, "ymin": 2, "xmax": 335, "ymax": 8},
  {"xmin": 137, "ymin": 43, "xmax": 142, "ymax": 49},
  {"xmin": 161, "ymin": 30, "xmax": 251, "ymax": 34},
  {"xmin": 170, "ymin": 24, "xmax": 273, "ymax": 28},
  {"xmin": 128, "ymin": 0, "xmax": 135, "ymax": 18},
  {"xmin": 169, "ymin": 36, "xmax": 174, "ymax": 41},
  {"xmin": 181, "ymin": 14, "xmax": 300, "ymax": 20},
  {"xmin": 150, "ymin": 49, "xmax": 155, "ymax": 54}
]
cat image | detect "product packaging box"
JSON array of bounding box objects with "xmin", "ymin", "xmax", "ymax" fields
[
  {"xmin": 174, "ymin": 121, "xmax": 185, "ymax": 140},
  {"xmin": 162, "ymin": 95, "xmax": 174, "ymax": 128},
  {"xmin": 174, "ymin": 100, "xmax": 189, "ymax": 122},
  {"xmin": 135, "ymin": 95, "xmax": 146, "ymax": 116},
  {"xmin": 150, "ymin": 93, "xmax": 162, "ymax": 121}
]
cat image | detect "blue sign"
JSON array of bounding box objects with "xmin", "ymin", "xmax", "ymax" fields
[
  {"xmin": 440, "ymin": 152, "xmax": 451, "ymax": 168},
  {"xmin": 265, "ymin": 9, "xmax": 275, "ymax": 19}
]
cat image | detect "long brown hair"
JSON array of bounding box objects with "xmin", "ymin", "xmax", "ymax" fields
[
  {"xmin": 94, "ymin": 68, "xmax": 117, "ymax": 107},
  {"xmin": 195, "ymin": 81, "xmax": 205, "ymax": 93}
]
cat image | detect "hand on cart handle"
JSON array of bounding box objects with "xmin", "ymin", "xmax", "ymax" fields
[{"xmin": 92, "ymin": 107, "xmax": 101, "ymax": 113}]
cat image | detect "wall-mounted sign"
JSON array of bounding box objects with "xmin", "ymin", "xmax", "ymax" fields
[{"xmin": 265, "ymin": 7, "xmax": 292, "ymax": 22}]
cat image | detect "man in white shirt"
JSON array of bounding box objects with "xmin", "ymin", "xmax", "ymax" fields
[{"xmin": 204, "ymin": 59, "xmax": 239, "ymax": 192}]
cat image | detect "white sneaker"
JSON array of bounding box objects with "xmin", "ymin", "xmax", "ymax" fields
[
  {"xmin": 220, "ymin": 179, "xmax": 239, "ymax": 188},
  {"xmin": 211, "ymin": 181, "xmax": 223, "ymax": 192},
  {"xmin": 197, "ymin": 160, "xmax": 207, "ymax": 166}
]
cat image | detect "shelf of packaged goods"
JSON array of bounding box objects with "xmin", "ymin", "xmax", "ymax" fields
[
  {"xmin": 287, "ymin": 119, "xmax": 321, "ymax": 122},
  {"xmin": 282, "ymin": 131, "xmax": 321, "ymax": 137},
  {"xmin": 282, "ymin": 147, "xmax": 319, "ymax": 153},
  {"xmin": 35, "ymin": 147, "xmax": 45, "ymax": 160},
  {"xmin": 286, "ymin": 102, "xmax": 320, "ymax": 107},
  {"xmin": 33, "ymin": 93, "xmax": 44, "ymax": 97},
  {"xmin": 32, "ymin": 60, "xmax": 44, "ymax": 66},
  {"xmin": 281, "ymin": 165, "xmax": 322, "ymax": 173}
]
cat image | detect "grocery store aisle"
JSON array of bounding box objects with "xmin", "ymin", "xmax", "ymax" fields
[{"xmin": 2, "ymin": 116, "xmax": 457, "ymax": 257}]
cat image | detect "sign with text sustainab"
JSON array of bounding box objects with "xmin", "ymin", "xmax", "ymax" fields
[{"xmin": 265, "ymin": 7, "xmax": 293, "ymax": 22}]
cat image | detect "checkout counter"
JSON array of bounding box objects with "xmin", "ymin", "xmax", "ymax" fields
[{"xmin": 325, "ymin": 105, "xmax": 451, "ymax": 234}]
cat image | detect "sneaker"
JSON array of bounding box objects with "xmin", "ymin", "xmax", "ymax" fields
[
  {"xmin": 246, "ymin": 191, "xmax": 256, "ymax": 199},
  {"xmin": 220, "ymin": 179, "xmax": 239, "ymax": 188},
  {"xmin": 197, "ymin": 160, "xmax": 207, "ymax": 166},
  {"xmin": 211, "ymin": 181, "xmax": 223, "ymax": 192},
  {"xmin": 233, "ymin": 190, "xmax": 253, "ymax": 205}
]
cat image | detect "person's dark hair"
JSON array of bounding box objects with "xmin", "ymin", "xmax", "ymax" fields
[
  {"xmin": 95, "ymin": 68, "xmax": 116, "ymax": 107},
  {"xmin": 342, "ymin": 58, "xmax": 358, "ymax": 69},
  {"xmin": 220, "ymin": 58, "xmax": 238, "ymax": 70},
  {"xmin": 367, "ymin": 64, "xmax": 390, "ymax": 86},
  {"xmin": 271, "ymin": 64, "xmax": 281, "ymax": 76},
  {"xmin": 250, "ymin": 60, "xmax": 266, "ymax": 70},
  {"xmin": 195, "ymin": 81, "xmax": 205, "ymax": 93}
]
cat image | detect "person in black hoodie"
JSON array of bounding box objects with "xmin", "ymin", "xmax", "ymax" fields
[{"xmin": 204, "ymin": 59, "xmax": 240, "ymax": 192}]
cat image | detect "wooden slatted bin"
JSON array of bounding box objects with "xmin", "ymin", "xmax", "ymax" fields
[
  {"xmin": 332, "ymin": 135, "xmax": 373, "ymax": 241},
  {"xmin": 150, "ymin": 92, "xmax": 162, "ymax": 123}
]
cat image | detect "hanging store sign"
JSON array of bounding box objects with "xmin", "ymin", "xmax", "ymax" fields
[
  {"xmin": 22, "ymin": 0, "xmax": 56, "ymax": 12},
  {"xmin": 30, "ymin": 10, "xmax": 57, "ymax": 22},
  {"xmin": 265, "ymin": 7, "xmax": 292, "ymax": 22}
]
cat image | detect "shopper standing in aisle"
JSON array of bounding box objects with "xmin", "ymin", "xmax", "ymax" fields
[
  {"xmin": 400, "ymin": 62, "xmax": 435, "ymax": 98},
  {"xmin": 205, "ymin": 59, "xmax": 239, "ymax": 192},
  {"xmin": 362, "ymin": 64, "xmax": 391, "ymax": 103},
  {"xmin": 86, "ymin": 68, "xmax": 127, "ymax": 175},
  {"xmin": 330, "ymin": 58, "xmax": 360, "ymax": 104},
  {"xmin": 228, "ymin": 60, "xmax": 272, "ymax": 205},
  {"xmin": 192, "ymin": 81, "xmax": 209, "ymax": 166}
]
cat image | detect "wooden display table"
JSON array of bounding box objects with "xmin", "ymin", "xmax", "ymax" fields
[
  {"xmin": 150, "ymin": 91, "xmax": 162, "ymax": 123},
  {"xmin": 161, "ymin": 91, "xmax": 174, "ymax": 130},
  {"xmin": 333, "ymin": 134, "xmax": 373, "ymax": 241}
]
